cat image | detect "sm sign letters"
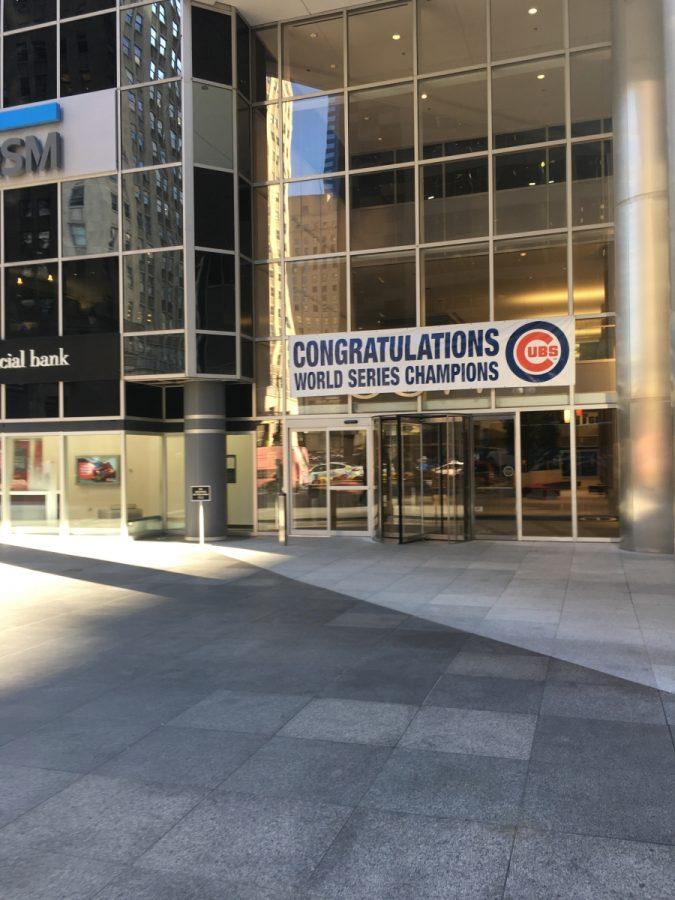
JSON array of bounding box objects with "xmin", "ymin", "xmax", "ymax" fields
[{"xmin": 0, "ymin": 102, "xmax": 63, "ymax": 179}]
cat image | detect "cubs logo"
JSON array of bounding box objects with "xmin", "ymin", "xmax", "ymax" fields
[{"xmin": 505, "ymin": 321, "xmax": 569, "ymax": 383}]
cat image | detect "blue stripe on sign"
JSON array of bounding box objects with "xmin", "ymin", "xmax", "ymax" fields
[{"xmin": 0, "ymin": 102, "xmax": 62, "ymax": 133}]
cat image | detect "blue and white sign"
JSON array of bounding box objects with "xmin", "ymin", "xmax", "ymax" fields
[{"xmin": 289, "ymin": 317, "xmax": 575, "ymax": 397}]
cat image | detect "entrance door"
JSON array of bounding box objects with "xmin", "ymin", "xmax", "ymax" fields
[{"xmin": 472, "ymin": 416, "xmax": 517, "ymax": 539}]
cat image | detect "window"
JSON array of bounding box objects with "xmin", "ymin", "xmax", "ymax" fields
[
  {"xmin": 521, "ymin": 410, "xmax": 572, "ymax": 537},
  {"xmin": 569, "ymin": 0, "xmax": 610, "ymax": 47},
  {"xmin": 253, "ymin": 105, "xmax": 281, "ymax": 182},
  {"xmin": 61, "ymin": 0, "xmax": 115, "ymax": 17},
  {"xmin": 492, "ymin": 57, "xmax": 565, "ymax": 148},
  {"xmin": 61, "ymin": 176, "xmax": 119, "ymax": 257},
  {"xmin": 192, "ymin": 7, "xmax": 232, "ymax": 85},
  {"xmin": 349, "ymin": 84, "xmax": 413, "ymax": 169},
  {"xmin": 60, "ymin": 13, "xmax": 116, "ymax": 96},
  {"xmin": 572, "ymin": 140, "xmax": 613, "ymax": 226},
  {"xmin": 494, "ymin": 235, "xmax": 568, "ymax": 320},
  {"xmin": 4, "ymin": 0, "xmax": 56, "ymax": 29},
  {"xmin": 491, "ymin": 0, "xmax": 563, "ymax": 61},
  {"xmin": 195, "ymin": 251, "xmax": 236, "ymax": 332},
  {"xmin": 125, "ymin": 381, "xmax": 163, "ymax": 417},
  {"xmin": 282, "ymin": 16, "xmax": 343, "ymax": 96},
  {"xmin": 4, "ymin": 27, "xmax": 57, "ymax": 107},
  {"xmin": 419, "ymin": 70, "xmax": 488, "ymax": 159},
  {"xmin": 255, "ymin": 341, "xmax": 284, "ymax": 414},
  {"xmin": 417, "ymin": 0, "xmax": 486, "ymax": 73},
  {"xmin": 197, "ymin": 335, "xmax": 236, "ymax": 375},
  {"xmin": 253, "ymin": 185, "xmax": 281, "ymax": 260},
  {"xmin": 237, "ymin": 99, "xmax": 252, "ymax": 181},
  {"xmin": 121, "ymin": 81, "xmax": 182, "ymax": 169},
  {"xmin": 194, "ymin": 168, "xmax": 234, "ymax": 250},
  {"xmin": 123, "ymin": 249, "xmax": 184, "ymax": 331},
  {"xmin": 283, "ymin": 95, "xmax": 345, "ymax": 179},
  {"xmin": 575, "ymin": 317, "xmax": 616, "ymax": 399},
  {"xmin": 351, "ymin": 250, "xmax": 416, "ymax": 331},
  {"xmin": 120, "ymin": 1, "xmax": 180, "ymax": 85},
  {"xmin": 4, "ymin": 264, "xmax": 58, "ymax": 337},
  {"xmin": 284, "ymin": 178, "xmax": 346, "ymax": 257},
  {"xmin": 575, "ymin": 407, "xmax": 619, "ymax": 537},
  {"xmin": 239, "ymin": 179, "xmax": 252, "ymax": 259},
  {"xmin": 286, "ymin": 258, "xmax": 347, "ymax": 335},
  {"xmin": 237, "ymin": 15, "xmax": 251, "ymax": 98},
  {"xmin": 421, "ymin": 159, "xmax": 489, "ymax": 243},
  {"xmin": 64, "ymin": 381, "xmax": 120, "ymax": 417},
  {"xmin": 122, "ymin": 166, "xmax": 183, "ymax": 250},
  {"xmin": 494, "ymin": 147, "xmax": 566, "ymax": 234},
  {"xmin": 350, "ymin": 168, "xmax": 415, "ymax": 251},
  {"xmin": 422, "ymin": 243, "xmax": 489, "ymax": 325},
  {"xmin": 5, "ymin": 183, "xmax": 58, "ymax": 262},
  {"xmin": 6, "ymin": 384, "xmax": 59, "ymax": 419},
  {"xmin": 571, "ymin": 49, "xmax": 612, "ymax": 137},
  {"xmin": 124, "ymin": 333, "xmax": 185, "ymax": 375},
  {"xmin": 193, "ymin": 83, "xmax": 233, "ymax": 169},
  {"xmin": 572, "ymin": 228, "xmax": 614, "ymax": 315},
  {"xmin": 348, "ymin": 2, "xmax": 413, "ymax": 86},
  {"xmin": 240, "ymin": 260, "xmax": 253, "ymax": 335},
  {"xmin": 252, "ymin": 26, "xmax": 278, "ymax": 102},
  {"xmin": 63, "ymin": 258, "xmax": 119, "ymax": 334},
  {"xmin": 254, "ymin": 263, "xmax": 282, "ymax": 337}
]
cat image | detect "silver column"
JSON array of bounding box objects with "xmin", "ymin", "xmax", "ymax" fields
[
  {"xmin": 662, "ymin": 0, "xmax": 675, "ymax": 549},
  {"xmin": 184, "ymin": 380, "xmax": 227, "ymax": 541},
  {"xmin": 614, "ymin": 0, "xmax": 674, "ymax": 552}
]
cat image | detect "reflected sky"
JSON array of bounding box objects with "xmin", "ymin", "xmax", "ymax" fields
[{"xmin": 285, "ymin": 95, "xmax": 344, "ymax": 181}]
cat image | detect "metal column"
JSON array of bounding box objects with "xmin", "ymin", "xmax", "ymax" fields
[{"xmin": 184, "ymin": 380, "xmax": 227, "ymax": 542}]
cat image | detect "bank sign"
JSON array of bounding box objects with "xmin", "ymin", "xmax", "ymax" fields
[
  {"xmin": 289, "ymin": 317, "xmax": 575, "ymax": 397},
  {"xmin": 0, "ymin": 334, "xmax": 120, "ymax": 384}
]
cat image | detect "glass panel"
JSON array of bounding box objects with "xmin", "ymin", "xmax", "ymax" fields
[
  {"xmin": 331, "ymin": 490, "xmax": 368, "ymax": 531},
  {"xmin": 417, "ymin": 0, "xmax": 486, "ymax": 73},
  {"xmin": 195, "ymin": 251, "xmax": 235, "ymax": 332},
  {"xmin": 351, "ymin": 250, "xmax": 416, "ymax": 331},
  {"xmin": 253, "ymin": 104, "xmax": 281, "ymax": 182},
  {"xmin": 569, "ymin": 0, "xmax": 610, "ymax": 46},
  {"xmin": 283, "ymin": 94, "xmax": 345, "ymax": 178},
  {"xmin": 191, "ymin": 6, "xmax": 231, "ymax": 86},
  {"xmin": 252, "ymin": 26, "xmax": 279, "ymax": 102},
  {"xmin": 353, "ymin": 393, "xmax": 418, "ymax": 412},
  {"xmin": 282, "ymin": 16, "xmax": 343, "ymax": 97},
  {"xmin": 400, "ymin": 420, "xmax": 423, "ymax": 540},
  {"xmin": 572, "ymin": 140, "xmax": 613, "ymax": 226},
  {"xmin": 473, "ymin": 416, "xmax": 516, "ymax": 538},
  {"xmin": 253, "ymin": 185, "xmax": 281, "ymax": 260},
  {"xmin": 379, "ymin": 418, "xmax": 399, "ymax": 539},
  {"xmin": 197, "ymin": 334, "xmax": 236, "ymax": 375},
  {"xmin": 285, "ymin": 257, "xmax": 347, "ymax": 335},
  {"xmin": 422, "ymin": 242, "xmax": 489, "ymax": 325},
  {"xmin": 60, "ymin": 13, "xmax": 116, "ymax": 97},
  {"xmin": 5, "ymin": 264, "xmax": 58, "ymax": 337},
  {"xmin": 494, "ymin": 235, "xmax": 568, "ymax": 320},
  {"xmin": 125, "ymin": 382, "xmax": 162, "ymax": 417},
  {"xmin": 194, "ymin": 83, "xmax": 233, "ymax": 169},
  {"xmin": 62, "ymin": 0, "xmax": 114, "ymax": 18},
  {"xmin": 126, "ymin": 434, "xmax": 163, "ymax": 535},
  {"xmin": 284, "ymin": 178, "xmax": 346, "ymax": 257},
  {"xmin": 348, "ymin": 2, "xmax": 413, "ymax": 86},
  {"xmin": 521, "ymin": 410, "xmax": 572, "ymax": 537},
  {"xmin": 123, "ymin": 249, "xmax": 184, "ymax": 331},
  {"xmin": 494, "ymin": 147, "xmax": 566, "ymax": 234},
  {"xmin": 240, "ymin": 260, "xmax": 253, "ymax": 334},
  {"xmin": 238, "ymin": 99, "xmax": 252, "ymax": 181},
  {"xmin": 293, "ymin": 395, "xmax": 349, "ymax": 415},
  {"xmin": 6, "ymin": 383, "xmax": 59, "ymax": 418},
  {"xmin": 9, "ymin": 436, "xmax": 60, "ymax": 531},
  {"xmin": 419, "ymin": 70, "xmax": 488, "ymax": 159},
  {"xmin": 4, "ymin": 0, "xmax": 55, "ymax": 29},
  {"xmin": 256, "ymin": 421, "xmax": 282, "ymax": 531},
  {"xmin": 237, "ymin": 15, "xmax": 251, "ymax": 98},
  {"xmin": 576, "ymin": 407, "xmax": 619, "ymax": 537},
  {"xmin": 496, "ymin": 384, "xmax": 569, "ymax": 407},
  {"xmin": 423, "ymin": 389, "xmax": 490, "ymax": 409},
  {"xmin": 239, "ymin": 179, "xmax": 252, "ymax": 259},
  {"xmin": 121, "ymin": 80, "xmax": 182, "ymax": 169},
  {"xmin": 63, "ymin": 380, "xmax": 120, "ymax": 417},
  {"xmin": 350, "ymin": 168, "xmax": 415, "ymax": 251},
  {"xmin": 194, "ymin": 168, "xmax": 233, "ymax": 251},
  {"xmin": 575, "ymin": 316, "xmax": 616, "ymax": 400},
  {"xmin": 421, "ymin": 158, "xmax": 489, "ymax": 242},
  {"xmin": 62, "ymin": 176, "xmax": 119, "ymax": 257},
  {"xmin": 165, "ymin": 433, "xmax": 185, "ymax": 531},
  {"xmin": 291, "ymin": 431, "xmax": 327, "ymax": 530},
  {"xmin": 120, "ymin": 0, "xmax": 181, "ymax": 86},
  {"xmin": 227, "ymin": 433, "xmax": 255, "ymax": 530},
  {"xmin": 124, "ymin": 333, "xmax": 185, "ymax": 374},
  {"xmin": 63, "ymin": 257, "xmax": 119, "ymax": 334},
  {"xmin": 329, "ymin": 430, "xmax": 367, "ymax": 485},
  {"xmin": 349, "ymin": 84, "xmax": 414, "ymax": 169},
  {"xmin": 4, "ymin": 26, "xmax": 57, "ymax": 107},
  {"xmin": 5, "ymin": 184, "xmax": 58, "ymax": 263},
  {"xmin": 572, "ymin": 228, "xmax": 614, "ymax": 314},
  {"xmin": 571, "ymin": 49, "xmax": 612, "ymax": 137},
  {"xmin": 255, "ymin": 340, "xmax": 284, "ymax": 414},
  {"xmin": 122, "ymin": 166, "xmax": 183, "ymax": 250},
  {"xmin": 492, "ymin": 57, "xmax": 565, "ymax": 149},
  {"xmin": 254, "ymin": 263, "xmax": 282, "ymax": 337},
  {"xmin": 66, "ymin": 434, "xmax": 122, "ymax": 531},
  {"xmin": 491, "ymin": 0, "xmax": 563, "ymax": 61}
]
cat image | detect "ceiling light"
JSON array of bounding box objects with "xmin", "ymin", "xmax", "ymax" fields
[
  {"xmin": 309, "ymin": 32, "xmax": 318, "ymax": 39},
  {"xmin": 420, "ymin": 92, "xmax": 428, "ymax": 100},
  {"xmin": 528, "ymin": 181, "xmax": 536, "ymax": 186},
  {"xmin": 520, "ymin": 252, "xmax": 527, "ymax": 257},
  {"xmin": 540, "ymin": 161, "xmax": 546, "ymax": 168},
  {"xmin": 537, "ymin": 73, "xmax": 546, "ymax": 80},
  {"xmin": 16, "ymin": 276, "xmax": 23, "ymax": 285},
  {"xmin": 563, "ymin": 408, "xmax": 571, "ymax": 424},
  {"xmin": 528, "ymin": 7, "xmax": 538, "ymax": 14},
  {"xmin": 47, "ymin": 274, "xmax": 54, "ymax": 282},
  {"xmin": 392, "ymin": 33, "xmax": 401, "ymax": 41},
  {"xmin": 427, "ymin": 195, "xmax": 435, "ymax": 200}
]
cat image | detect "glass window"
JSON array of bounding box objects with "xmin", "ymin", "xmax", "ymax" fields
[
  {"xmin": 494, "ymin": 235, "xmax": 568, "ymax": 320},
  {"xmin": 64, "ymin": 382, "xmax": 120, "ymax": 418},
  {"xmin": 252, "ymin": 26, "xmax": 278, "ymax": 102},
  {"xmin": 350, "ymin": 168, "xmax": 415, "ymax": 251},
  {"xmin": 575, "ymin": 316, "xmax": 616, "ymax": 399},
  {"xmin": 194, "ymin": 167, "xmax": 233, "ymax": 250},
  {"xmin": 192, "ymin": 6, "xmax": 231, "ymax": 85},
  {"xmin": 256, "ymin": 420, "xmax": 283, "ymax": 529},
  {"xmin": 60, "ymin": 13, "xmax": 116, "ymax": 97},
  {"xmin": 291, "ymin": 430, "xmax": 327, "ymax": 530},
  {"xmin": 571, "ymin": 49, "xmax": 612, "ymax": 137},
  {"xmin": 351, "ymin": 250, "xmax": 416, "ymax": 330},
  {"xmin": 255, "ymin": 340, "xmax": 284, "ymax": 414},
  {"xmin": 8, "ymin": 436, "xmax": 60, "ymax": 531},
  {"xmin": 123, "ymin": 249, "xmax": 184, "ymax": 331},
  {"xmin": 240, "ymin": 339, "xmax": 254, "ymax": 379},
  {"xmin": 494, "ymin": 147, "xmax": 566, "ymax": 234},
  {"xmin": 4, "ymin": 26, "xmax": 56, "ymax": 107},
  {"xmin": 4, "ymin": 0, "xmax": 55, "ymax": 29},
  {"xmin": 569, "ymin": 0, "xmax": 610, "ymax": 47},
  {"xmin": 120, "ymin": 0, "xmax": 181, "ymax": 86},
  {"xmin": 419, "ymin": 70, "xmax": 488, "ymax": 159},
  {"xmin": 6, "ymin": 384, "xmax": 59, "ymax": 419},
  {"xmin": 573, "ymin": 228, "xmax": 614, "ymax": 315},
  {"xmin": 349, "ymin": 84, "xmax": 414, "ymax": 169},
  {"xmin": 61, "ymin": 0, "xmax": 113, "ymax": 18},
  {"xmin": 197, "ymin": 334, "xmax": 236, "ymax": 375},
  {"xmin": 576, "ymin": 407, "xmax": 619, "ymax": 537},
  {"xmin": 124, "ymin": 333, "xmax": 185, "ymax": 375},
  {"xmin": 282, "ymin": 16, "xmax": 343, "ymax": 96},
  {"xmin": 62, "ymin": 177, "xmax": 119, "ymax": 257},
  {"xmin": 284, "ymin": 177, "xmax": 346, "ymax": 258},
  {"xmin": 417, "ymin": 0, "xmax": 486, "ymax": 74},
  {"xmin": 348, "ymin": 2, "xmax": 413, "ymax": 86},
  {"xmin": 237, "ymin": 15, "xmax": 251, "ymax": 98},
  {"xmin": 331, "ymin": 430, "xmax": 367, "ymax": 484},
  {"xmin": 286, "ymin": 257, "xmax": 347, "ymax": 335},
  {"xmin": 5, "ymin": 264, "xmax": 58, "ymax": 337},
  {"xmin": 492, "ymin": 57, "xmax": 565, "ymax": 148},
  {"xmin": 240, "ymin": 260, "xmax": 253, "ymax": 335},
  {"xmin": 239, "ymin": 179, "xmax": 252, "ymax": 259},
  {"xmin": 572, "ymin": 140, "xmax": 613, "ymax": 226},
  {"xmin": 283, "ymin": 94, "xmax": 345, "ymax": 179},
  {"xmin": 422, "ymin": 243, "xmax": 489, "ymax": 325},
  {"xmin": 125, "ymin": 381, "xmax": 162, "ymax": 417},
  {"xmin": 227, "ymin": 432, "xmax": 255, "ymax": 528},
  {"xmin": 194, "ymin": 83, "xmax": 233, "ymax": 169},
  {"xmin": 254, "ymin": 263, "xmax": 282, "ymax": 337},
  {"xmin": 63, "ymin": 258, "xmax": 119, "ymax": 334},
  {"xmin": 252, "ymin": 104, "xmax": 281, "ymax": 182},
  {"xmin": 121, "ymin": 80, "xmax": 182, "ymax": 170},
  {"xmin": 237, "ymin": 99, "xmax": 252, "ymax": 181},
  {"xmin": 126, "ymin": 434, "xmax": 163, "ymax": 534},
  {"xmin": 421, "ymin": 159, "xmax": 489, "ymax": 243},
  {"xmin": 521, "ymin": 410, "xmax": 572, "ymax": 537},
  {"xmin": 5, "ymin": 183, "xmax": 58, "ymax": 263},
  {"xmin": 253, "ymin": 185, "xmax": 281, "ymax": 260},
  {"xmin": 165, "ymin": 385, "xmax": 183, "ymax": 418},
  {"xmin": 122, "ymin": 166, "xmax": 183, "ymax": 250},
  {"xmin": 195, "ymin": 251, "xmax": 235, "ymax": 332},
  {"xmin": 65, "ymin": 434, "xmax": 121, "ymax": 531},
  {"xmin": 491, "ymin": 0, "xmax": 563, "ymax": 61}
]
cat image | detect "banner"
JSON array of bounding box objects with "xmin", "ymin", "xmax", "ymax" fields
[{"xmin": 289, "ymin": 317, "xmax": 575, "ymax": 398}]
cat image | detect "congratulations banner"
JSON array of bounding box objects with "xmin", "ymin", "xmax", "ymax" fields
[{"xmin": 289, "ymin": 317, "xmax": 575, "ymax": 397}]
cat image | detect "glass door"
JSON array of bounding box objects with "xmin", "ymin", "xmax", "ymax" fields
[{"xmin": 472, "ymin": 416, "xmax": 517, "ymax": 539}]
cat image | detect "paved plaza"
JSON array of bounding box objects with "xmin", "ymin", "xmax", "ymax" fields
[{"xmin": 0, "ymin": 535, "xmax": 673, "ymax": 898}]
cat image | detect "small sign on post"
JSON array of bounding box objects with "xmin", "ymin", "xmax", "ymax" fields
[{"xmin": 190, "ymin": 485, "xmax": 211, "ymax": 546}]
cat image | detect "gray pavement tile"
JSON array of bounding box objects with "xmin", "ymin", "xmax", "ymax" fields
[
  {"xmin": 505, "ymin": 828, "xmax": 675, "ymax": 900},
  {"xmin": 425, "ymin": 673, "xmax": 544, "ymax": 715},
  {"xmin": 400, "ymin": 705, "xmax": 537, "ymax": 760},
  {"xmin": 96, "ymin": 867, "xmax": 300, "ymax": 900},
  {"xmin": 447, "ymin": 651, "xmax": 549, "ymax": 681},
  {"xmin": 662, "ymin": 692, "xmax": 675, "ymax": 726},
  {"xmin": 319, "ymin": 650, "xmax": 448, "ymax": 705},
  {"xmin": 66, "ymin": 679, "xmax": 213, "ymax": 727},
  {"xmin": 221, "ymin": 736, "xmax": 390, "ymax": 805},
  {"xmin": 280, "ymin": 698, "xmax": 417, "ymax": 746},
  {"xmin": 546, "ymin": 658, "xmax": 639, "ymax": 686},
  {"xmin": 540, "ymin": 681, "xmax": 666, "ymax": 725},
  {"xmin": 361, "ymin": 748, "xmax": 527, "ymax": 825},
  {"xmin": 138, "ymin": 793, "xmax": 352, "ymax": 889},
  {"xmin": 169, "ymin": 688, "xmax": 312, "ymax": 735},
  {"xmin": 458, "ymin": 636, "xmax": 546, "ymax": 657},
  {"xmin": 0, "ymin": 764, "xmax": 78, "ymax": 828},
  {"xmin": 307, "ymin": 808, "xmax": 514, "ymax": 899},
  {"xmin": 0, "ymin": 774, "xmax": 202, "ymax": 862},
  {"xmin": 0, "ymin": 849, "xmax": 122, "ymax": 900},
  {"xmin": 327, "ymin": 610, "xmax": 407, "ymax": 629}
]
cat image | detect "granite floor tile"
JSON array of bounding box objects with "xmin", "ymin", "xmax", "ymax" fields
[
  {"xmin": 425, "ymin": 673, "xmax": 544, "ymax": 715},
  {"xmin": 0, "ymin": 764, "xmax": 78, "ymax": 828},
  {"xmin": 447, "ymin": 651, "xmax": 549, "ymax": 682},
  {"xmin": 0, "ymin": 848, "xmax": 122, "ymax": 900},
  {"xmin": 169, "ymin": 688, "xmax": 312, "ymax": 736},
  {"xmin": 280, "ymin": 698, "xmax": 417, "ymax": 746},
  {"xmin": 400, "ymin": 706, "xmax": 537, "ymax": 760},
  {"xmin": 540, "ymin": 681, "xmax": 666, "ymax": 725}
]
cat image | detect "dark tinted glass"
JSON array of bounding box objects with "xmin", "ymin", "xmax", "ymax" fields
[
  {"xmin": 494, "ymin": 147, "xmax": 566, "ymax": 233},
  {"xmin": 197, "ymin": 334, "xmax": 236, "ymax": 375},
  {"xmin": 4, "ymin": 27, "xmax": 56, "ymax": 107},
  {"xmin": 422, "ymin": 243, "xmax": 489, "ymax": 325},
  {"xmin": 237, "ymin": 15, "xmax": 251, "ymax": 97},
  {"xmin": 239, "ymin": 179, "xmax": 252, "ymax": 258},
  {"xmin": 123, "ymin": 249, "xmax": 184, "ymax": 331},
  {"xmin": 120, "ymin": 1, "xmax": 181, "ymax": 86},
  {"xmin": 350, "ymin": 168, "xmax": 415, "ymax": 251},
  {"xmin": 252, "ymin": 26, "xmax": 278, "ymax": 102},
  {"xmin": 124, "ymin": 334, "xmax": 185, "ymax": 375},
  {"xmin": 3, "ymin": 0, "xmax": 55, "ymax": 31},
  {"xmin": 194, "ymin": 168, "xmax": 234, "ymax": 250},
  {"xmin": 240, "ymin": 260, "xmax": 253, "ymax": 335},
  {"xmin": 121, "ymin": 81, "xmax": 182, "ymax": 169},
  {"xmin": 237, "ymin": 99, "xmax": 251, "ymax": 181},
  {"xmin": 165, "ymin": 385, "xmax": 183, "ymax": 418},
  {"xmin": 6, "ymin": 383, "xmax": 59, "ymax": 419},
  {"xmin": 64, "ymin": 380, "xmax": 120, "ymax": 417},
  {"xmin": 240, "ymin": 339, "xmax": 253, "ymax": 379},
  {"xmin": 122, "ymin": 166, "xmax": 183, "ymax": 250},
  {"xmin": 195, "ymin": 252, "xmax": 236, "ymax": 332},
  {"xmin": 5, "ymin": 183, "xmax": 58, "ymax": 262},
  {"xmin": 61, "ymin": 0, "xmax": 113, "ymax": 18},
  {"xmin": 5, "ymin": 264, "xmax": 58, "ymax": 337},
  {"xmin": 192, "ymin": 7, "xmax": 232, "ymax": 85},
  {"xmin": 351, "ymin": 251, "xmax": 416, "ymax": 330},
  {"xmin": 125, "ymin": 381, "xmax": 163, "ymax": 417},
  {"xmin": 63, "ymin": 258, "xmax": 119, "ymax": 335},
  {"xmin": 225, "ymin": 383, "xmax": 252, "ymax": 416},
  {"xmin": 421, "ymin": 159, "xmax": 489, "ymax": 242},
  {"xmin": 60, "ymin": 13, "xmax": 116, "ymax": 97}
]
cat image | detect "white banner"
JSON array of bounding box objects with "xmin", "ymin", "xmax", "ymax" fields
[{"xmin": 289, "ymin": 317, "xmax": 575, "ymax": 397}]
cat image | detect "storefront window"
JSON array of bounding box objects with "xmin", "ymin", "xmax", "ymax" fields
[
  {"xmin": 227, "ymin": 432, "xmax": 255, "ymax": 530},
  {"xmin": 165, "ymin": 433, "xmax": 185, "ymax": 531},
  {"xmin": 66, "ymin": 434, "xmax": 122, "ymax": 531},
  {"xmin": 126, "ymin": 433, "xmax": 163, "ymax": 535},
  {"xmin": 419, "ymin": 70, "xmax": 488, "ymax": 159},
  {"xmin": 6, "ymin": 383, "xmax": 59, "ymax": 419},
  {"xmin": 8, "ymin": 436, "xmax": 60, "ymax": 531},
  {"xmin": 256, "ymin": 421, "xmax": 283, "ymax": 531},
  {"xmin": 282, "ymin": 17, "xmax": 343, "ymax": 97},
  {"xmin": 521, "ymin": 410, "xmax": 572, "ymax": 537},
  {"xmin": 576, "ymin": 408, "xmax": 619, "ymax": 538},
  {"xmin": 284, "ymin": 178, "xmax": 346, "ymax": 257},
  {"xmin": 64, "ymin": 381, "xmax": 120, "ymax": 418}
]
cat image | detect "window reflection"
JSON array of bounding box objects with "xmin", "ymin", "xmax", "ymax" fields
[
  {"xmin": 348, "ymin": 2, "xmax": 412, "ymax": 86},
  {"xmin": 253, "ymin": 105, "xmax": 281, "ymax": 182},
  {"xmin": 120, "ymin": 0, "xmax": 181, "ymax": 86},
  {"xmin": 417, "ymin": 0, "xmax": 486, "ymax": 73},
  {"xmin": 4, "ymin": 27, "xmax": 57, "ymax": 108},
  {"xmin": 123, "ymin": 249, "xmax": 184, "ymax": 331},
  {"xmin": 255, "ymin": 340, "xmax": 284, "ymax": 414},
  {"xmin": 60, "ymin": 13, "xmax": 116, "ymax": 96},
  {"xmin": 63, "ymin": 258, "xmax": 119, "ymax": 334},
  {"xmin": 283, "ymin": 95, "xmax": 345, "ymax": 179},
  {"xmin": 349, "ymin": 84, "xmax": 414, "ymax": 169},
  {"xmin": 121, "ymin": 81, "xmax": 182, "ymax": 169},
  {"xmin": 252, "ymin": 26, "xmax": 278, "ymax": 102},
  {"xmin": 419, "ymin": 70, "xmax": 488, "ymax": 159},
  {"xmin": 575, "ymin": 316, "xmax": 616, "ymax": 399},
  {"xmin": 284, "ymin": 178, "xmax": 345, "ymax": 257},
  {"xmin": 193, "ymin": 83, "xmax": 233, "ymax": 169},
  {"xmin": 576, "ymin": 407, "xmax": 619, "ymax": 537},
  {"xmin": 491, "ymin": 0, "xmax": 563, "ymax": 61},
  {"xmin": 254, "ymin": 263, "xmax": 282, "ymax": 337},
  {"xmin": 572, "ymin": 228, "xmax": 614, "ymax": 314},
  {"xmin": 494, "ymin": 235, "xmax": 568, "ymax": 320},
  {"xmin": 285, "ymin": 257, "xmax": 347, "ymax": 335},
  {"xmin": 195, "ymin": 251, "xmax": 235, "ymax": 332},
  {"xmin": 124, "ymin": 333, "xmax": 185, "ymax": 375},
  {"xmin": 5, "ymin": 264, "xmax": 58, "ymax": 337},
  {"xmin": 122, "ymin": 166, "xmax": 183, "ymax": 250},
  {"xmin": 422, "ymin": 243, "xmax": 489, "ymax": 325},
  {"xmin": 421, "ymin": 159, "xmax": 489, "ymax": 242},
  {"xmin": 521, "ymin": 410, "xmax": 572, "ymax": 537},
  {"xmin": 492, "ymin": 57, "xmax": 565, "ymax": 148},
  {"xmin": 494, "ymin": 147, "xmax": 566, "ymax": 234},
  {"xmin": 350, "ymin": 168, "xmax": 415, "ymax": 251},
  {"xmin": 351, "ymin": 250, "xmax": 416, "ymax": 331},
  {"xmin": 5, "ymin": 184, "xmax": 58, "ymax": 263},
  {"xmin": 569, "ymin": 0, "xmax": 611, "ymax": 47},
  {"xmin": 282, "ymin": 16, "xmax": 343, "ymax": 96},
  {"xmin": 62, "ymin": 177, "xmax": 119, "ymax": 257},
  {"xmin": 571, "ymin": 49, "xmax": 612, "ymax": 137},
  {"xmin": 572, "ymin": 140, "xmax": 613, "ymax": 226}
]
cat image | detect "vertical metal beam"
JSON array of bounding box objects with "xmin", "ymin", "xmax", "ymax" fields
[{"xmin": 184, "ymin": 380, "xmax": 227, "ymax": 541}]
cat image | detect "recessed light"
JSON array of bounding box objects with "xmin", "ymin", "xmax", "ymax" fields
[
  {"xmin": 427, "ymin": 195, "xmax": 435, "ymax": 200},
  {"xmin": 309, "ymin": 32, "xmax": 318, "ymax": 39},
  {"xmin": 528, "ymin": 7, "xmax": 538, "ymax": 14},
  {"xmin": 537, "ymin": 73, "xmax": 546, "ymax": 80},
  {"xmin": 392, "ymin": 33, "xmax": 401, "ymax": 41},
  {"xmin": 420, "ymin": 92, "xmax": 428, "ymax": 100},
  {"xmin": 528, "ymin": 181, "xmax": 536, "ymax": 186},
  {"xmin": 540, "ymin": 161, "xmax": 546, "ymax": 168},
  {"xmin": 520, "ymin": 252, "xmax": 528, "ymax": 257}
]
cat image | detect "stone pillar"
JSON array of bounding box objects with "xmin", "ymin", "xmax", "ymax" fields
[
  {"xmin": 613, "ymin": 0, "xmax": 674, "ymax": 552},
  {"xmin": 184, "ymin": 380, "xmax": 227, "ymax": 541}
]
